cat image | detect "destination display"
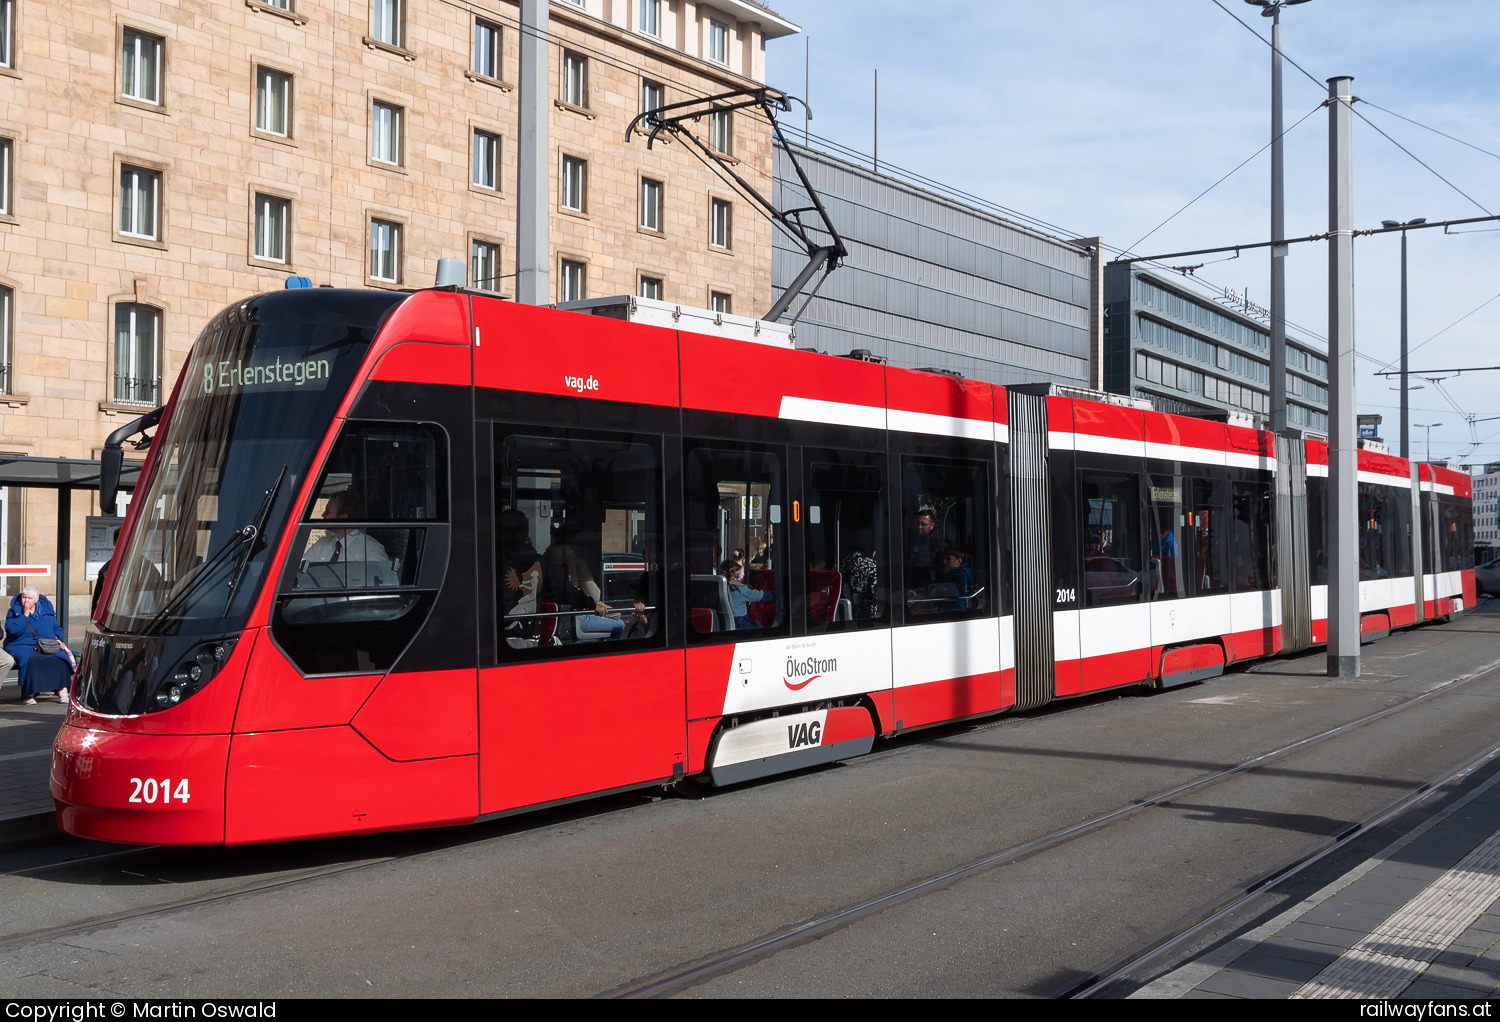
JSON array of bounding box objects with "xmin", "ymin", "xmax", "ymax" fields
[{"xmin": 201, "ymin": 355, "xmax": 334, "ymax": 395}]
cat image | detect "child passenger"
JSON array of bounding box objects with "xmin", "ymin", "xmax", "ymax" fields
[{"xmin": 720, "ymin": 559, "xmax": 773, "ymax": 630}]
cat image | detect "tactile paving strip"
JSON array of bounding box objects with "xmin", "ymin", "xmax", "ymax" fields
[{"xmin": 1292, "ymin": 827, "xmax": 1500, "ymax": 998}]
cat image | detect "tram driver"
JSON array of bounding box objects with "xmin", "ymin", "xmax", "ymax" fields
[{"xmin": 299, "ymin": 490, "xmax": 394, "ymax": 585}]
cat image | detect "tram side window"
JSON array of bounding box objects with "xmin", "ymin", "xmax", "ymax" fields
[
  {"xmin": 901, "ymin": 458, "xmax": 991, "ymax": 620},
  {"xmin": 1389, "ymin": 488, "xmax": 1413, "ymax": 578},
  {"xmin": 1190, "ymin": 476, "xmax": 1228, "ymax": 596},
  {"xmin": 1440, "ymin": 496, "xmax": 1475, "ymax": 572},
  {"xmin": 1358, "ymin": 483, "xmax": 1391, "ymax": 581},
  {"xmin": 288, "ymin": 423, "xmax": 444, "ymax": 590},
  {"xmin": 1420, "ymin": 490, "xmax": 1436, "ymax": 577},
  {"xmin": 1308, "ymin": 476, "xmax": 1328, "ymax": 586},
  {"xmin": 805, "ymin": 451, "xmax": 887, "ymax": 632},
  {"xmin": 1149, "ymin": 475, "xmax": 1186, "ymax": 601},
  {"xmin": 686, "ymin": 444, "xmax": 785, "ymax": 637},
  {"xmin": 1081, "ymin": 470, "xmax": 1142, "ymax": 608},
  {"xmin": 1232, "ymin": 480, "xmax": 1273, "ymax": 591},
  {"xmin": 273, "ymin": 421, "xmax": 448, "ymax": 675},
  {"xmin": 495, "ymin": 430, "xmax": 662, "ymax": 653}
]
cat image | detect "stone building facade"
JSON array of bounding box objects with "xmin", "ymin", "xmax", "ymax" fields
[{"xmin": 0, "ymin": 0, "xmax": 797, "ymax": 625}]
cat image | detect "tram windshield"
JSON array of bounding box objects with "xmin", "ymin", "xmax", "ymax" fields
[{"xmin": 97, "ymin": 291, "xmax": 405, "ymax": 639}]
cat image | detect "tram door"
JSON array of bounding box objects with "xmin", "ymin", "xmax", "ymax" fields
[
  {"xmin": 481, "ymin": 427, "xmax": 682, "ymax": 814},
  {"xmin": 1076, "ymin": 462, "xmax": 1151, "ymax": 692}
]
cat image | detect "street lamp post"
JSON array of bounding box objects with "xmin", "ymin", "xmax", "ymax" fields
[
  {"xmin": 1246, "ymin": 0, "xmax": 1314, "ymax": 435},
  {"xmin": 1380, "ymin": 218, "xmax": 1426, "ymax": 460},
  {"xmin": 1415, "ymin": 422, "xmax": 1443, "ymax": 463}
]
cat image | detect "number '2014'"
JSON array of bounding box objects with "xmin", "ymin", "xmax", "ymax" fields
[{"xmin": 128, "ymin": 777, "xmax": 191, "ymax": 804}]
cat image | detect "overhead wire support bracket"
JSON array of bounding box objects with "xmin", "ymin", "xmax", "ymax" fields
[
  {"xmin": 626, "ymin": 86, "xmax": 848, "ymax": 326},
  {"xmin": 1111, "ymin": 214, "xmax": 1500, "ymax": 268}
]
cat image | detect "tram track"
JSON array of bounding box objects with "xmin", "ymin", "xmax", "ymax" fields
[
  {"xmin": 1067, "ymin": 736, "xmax": 1500, "ymax": 998},
  {"xmin": 601, "ymin": 649, "xmax": 1500, "ymax": 998},
  {"xmin": 0, "ymin": 788, "xmax": 665, "ymax": 954}
]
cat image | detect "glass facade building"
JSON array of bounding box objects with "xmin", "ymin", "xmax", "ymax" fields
[
  {"xmin": 771, "ymin": 142, "xmax": 1097, "ymax": 388},
  {"xmin": 1104, "ymin": 264, "xmax": 1329, "ymax": 434}
]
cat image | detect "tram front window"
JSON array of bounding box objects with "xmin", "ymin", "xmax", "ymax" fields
[{"xmin": 82, "ymin": 290, "xmax": 405, "ymax": 714}]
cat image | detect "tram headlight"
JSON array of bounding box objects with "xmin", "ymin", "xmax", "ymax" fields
[{"xmin": 153, "ymin": 638, "xmax": 238, "ymax": 712}]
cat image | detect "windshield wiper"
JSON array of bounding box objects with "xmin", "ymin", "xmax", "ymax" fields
[
  {"xmin": 137, "ymin": 530, "xmax": 256, "ymax": 638},
  {"xmin": 223, "ymin": 465, "xmax": 285, "ymax": 615},
  {"xmin": 136, "ymin": 467, "xmax": 286, "ymax": 637}
]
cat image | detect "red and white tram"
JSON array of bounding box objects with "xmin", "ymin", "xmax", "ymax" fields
[{"xmin": 51, "ymin": 288, "xmax": 1476, "ymax": 845}]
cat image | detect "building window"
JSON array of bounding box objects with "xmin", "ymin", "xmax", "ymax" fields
[
  {"xmin": 122, "ymin": 29, "xmax": 163, "ymax": 105},
  {"xmin": 639, "ymin": 0, "xmax": 660, "ymax": 36},
  {"xmin": 711, "ymin": 110, "xmax": 732, "ymax": 155},
  {"xmin": 560, "ymin": 155, "xmax": 586, "ymax": 213},
  {"xmin": 255, "ymin": 67, "xmax": 292, "ymax": 137},
  {"xmin": 641, "ymin": 79, "xmax": 663, "ymax": 123},
  {"xmin": 372, "ymin": 0, "xmax": 403, "ymax": 47},
  {"xmin": 710, "ymin": 291, "xmax": 731, "ymax": 315},
  {"xmin": 371, "ymin": 101, "xmax": 403, "ymax": 166},
  {"xmin": 562, "ymin": 51, "xmax": 587, "ymax": 108},
  {"xmin": 253, "ymin": 194, "xmax": 288, "ymax": 263},
  {"xmin": 708, "ymin": 20, "xmax": 729, "ymax": 65},
  {"xmin": 261, "ymin": 0, "xmax": 293, "ymax": 9},
  {"xmin": 559, "ymin": 259, "xmax": 585, "ymax": 303},
  {"xmin": 369, "ymin": 218, "xmax": 401, "ymax": 283},
  {"xmin": 710, "ymin": 198, "xmax": 731, "ymax": 249},
  {"xmin": 0, "ymin": 285, "xmax": 10, "ymax": 394},
  {"xmin": 0, "ymin": 137, "xmax": 10, "ymax": 216},
  {"xmin": 114, "ymin": 303, "xmax": 160, "ymax": 406},
  {"xmin": 473, "ymin": 18, "xmax": 500, "ymax": 79},
  {"xmin": 472, "ymin": 129, "xmax": 500, "ymax": 191},
  {"xmin": 640, "ymin": 178, "xmax": 662, "ymax": 232},
  {"xmin": 639, "ymin": 276, "xmax": 662, "ymax": 301},
  {"xmin": 471, "ymin": 240, "xmax": 500, "ymax": 292},
  {"xmin": 118, "ymin": 166, "xmax": 160, "ymax": 241},
  {"xmin": 0, "ymin": 0, "xmax": 13, "ymax": 69}
]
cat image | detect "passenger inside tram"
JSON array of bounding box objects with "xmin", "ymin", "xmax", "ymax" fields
[
  {"xmin": 841, "ymin": 530, "xmax": 879, "ymax": 620},
  {"xmin": 499, "ymin": 508, "xmax": 543, "ymax": 644},
  {"xmin": 720, "ymin": 558, "xmax": 773, "ymax": 630},
  {"xmin": 543, "ymin": 520, "xmax": 625, "ymax": 640}
]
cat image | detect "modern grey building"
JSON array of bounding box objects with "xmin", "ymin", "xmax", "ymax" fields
[
  {"xmin": 771, "ymin": 141, "xmax": 1100, "ymax": 388},
  {"xmin": 1103, "ymin": 264, "xmax": 1330, "ymax": 434},
  {"xmin": 1475, "ymin": 462, "xmax": 1499, "ymax": 559}
]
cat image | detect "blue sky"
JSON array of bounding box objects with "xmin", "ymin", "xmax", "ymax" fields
[{"xmin": 764, "ymin": 1, "xmax": 1500, "ymax": 466}]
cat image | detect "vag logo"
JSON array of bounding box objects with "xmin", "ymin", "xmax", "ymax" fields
[
  {"xmin": 787, "ymin": 720, "xmax": 823, "ymax": 749},
  {"xmin": 563, "ymin": 374, "xmax": 600, "ymax": 394},
  {"xmin": 783, "ymin": 655, "xmax": 837, "ymax": 691}
]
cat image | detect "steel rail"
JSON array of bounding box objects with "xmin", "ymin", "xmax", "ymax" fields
[
  {"xmin": 603, "ymin": 651, "xmax": 1500, "ymax": 999},
  {"xmin": 1067, "ymin": 734, "xmax": 1500, "ymax": 998}
]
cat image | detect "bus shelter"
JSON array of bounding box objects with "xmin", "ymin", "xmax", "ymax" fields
[{"xmin": 0, "ymin": 456, "xmax": 142, "ymax": 636}]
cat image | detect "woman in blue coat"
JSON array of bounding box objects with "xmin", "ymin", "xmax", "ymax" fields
[{"xmin": 4, "ymin": 587, "xmax": 75, "ymax": 704}]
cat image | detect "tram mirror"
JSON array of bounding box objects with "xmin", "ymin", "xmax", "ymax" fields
[{"xmin": 100, "ymin": 447, "xmax": 124, "ymax": 517}]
